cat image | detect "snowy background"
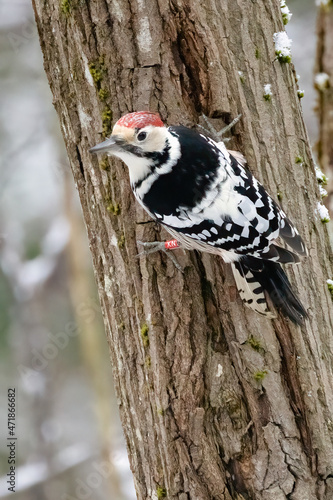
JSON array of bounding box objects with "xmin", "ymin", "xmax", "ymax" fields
[{"xmin": 0, "ymin": 0, "xmax": 324, "ymax": 499}]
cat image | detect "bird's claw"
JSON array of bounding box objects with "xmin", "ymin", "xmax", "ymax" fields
[
  {"xmin": 136, "ymin": 241, "xmax": 183, "ymax": 273},
  {"xmin": 199, "ymin": 114, "xmax": 242, "ymax": 142},
  {"xmin": 136, "ymin": 241, "xmax": 166, "ymax": 257}
]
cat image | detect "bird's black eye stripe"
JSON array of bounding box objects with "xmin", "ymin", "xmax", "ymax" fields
[{"xmin": 137, "ymin": 131, "xmax": 147, "ymax": 141}]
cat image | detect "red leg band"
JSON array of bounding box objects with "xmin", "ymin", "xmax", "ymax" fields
[{"xmin": 164, "ymin": 239, "xmax": 180, "ymax": 250}]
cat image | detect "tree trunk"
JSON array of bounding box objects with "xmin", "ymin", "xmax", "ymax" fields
[
  {"xmin": 32, "ymin": 0, "xmax": 333, "ymax": 498},
  {"xmin": 315, "ymin": 2, "xmax": 333, "ymax": 224}
]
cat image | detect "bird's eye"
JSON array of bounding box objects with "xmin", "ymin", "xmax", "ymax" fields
[{"xmin": 137, "ymin": 131, "xmax": 147, "ymax": 141}]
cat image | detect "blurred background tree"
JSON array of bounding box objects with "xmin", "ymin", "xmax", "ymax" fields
[
  {"xmin": 315, "ymin": 0, "xmax": 333, "ymax": 242},
  {"xmin": 0, "ymin": 0, "xmax": 331, "ymax": 499}
]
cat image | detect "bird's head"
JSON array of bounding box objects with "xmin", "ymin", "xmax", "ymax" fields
[
  {"xmin": 90, "ymin": 111, "xmax": 168, "ymax": 159},
  {"xmin": 89, "ymin": 111, "xmax": 180, "ymax": 189},
  {"xmin": 90, "ymin": 111, "xmax": 171, "ymax": 186}
]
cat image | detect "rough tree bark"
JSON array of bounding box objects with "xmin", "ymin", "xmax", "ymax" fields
[
  {"xmin": 32, "ymin": 0, "xmax": 333, "ymax": 498},
  {"xmin": 315, "ymin": 2, "xmax": 333, "ymax": 220}
]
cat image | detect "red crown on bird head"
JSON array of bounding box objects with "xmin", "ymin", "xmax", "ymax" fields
[{"xmin": 115, "ymin": 111, "xmax": 164, "ymax": 129}]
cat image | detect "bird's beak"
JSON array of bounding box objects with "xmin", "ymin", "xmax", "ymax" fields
[{"xmin": 89, "ymin": 136, "xmax": 120, "ymax": 154}]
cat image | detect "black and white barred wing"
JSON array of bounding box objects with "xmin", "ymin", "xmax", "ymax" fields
[
  {"xmin": 222, "ymin": 146, "xmax": 307, "ymax": 261},
  {"xmin": 158, "ymin": 148, "xmax": 306, "ymax": 264}
]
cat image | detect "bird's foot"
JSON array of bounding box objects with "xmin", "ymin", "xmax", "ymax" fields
[
  {"xmin": 136, "ymin": 240, "xmax": 183, "ymax": 272},
  {"xmin": 198, "ymin": 114, "xmax": 242, "ymax": 142}
]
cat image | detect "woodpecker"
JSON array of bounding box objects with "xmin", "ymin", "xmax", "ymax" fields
[{"xmin": 90, "ymin": 111, "xmax": 307, "ymax": 324}]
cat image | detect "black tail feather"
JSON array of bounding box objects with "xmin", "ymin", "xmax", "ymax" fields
[
  {"xmin": 239, "ymin": 256, "xmax": 307, "ymax": 325},
  {"xmin": 279, "ymin": 216, "xmax": 308, "ymax": 257}
]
